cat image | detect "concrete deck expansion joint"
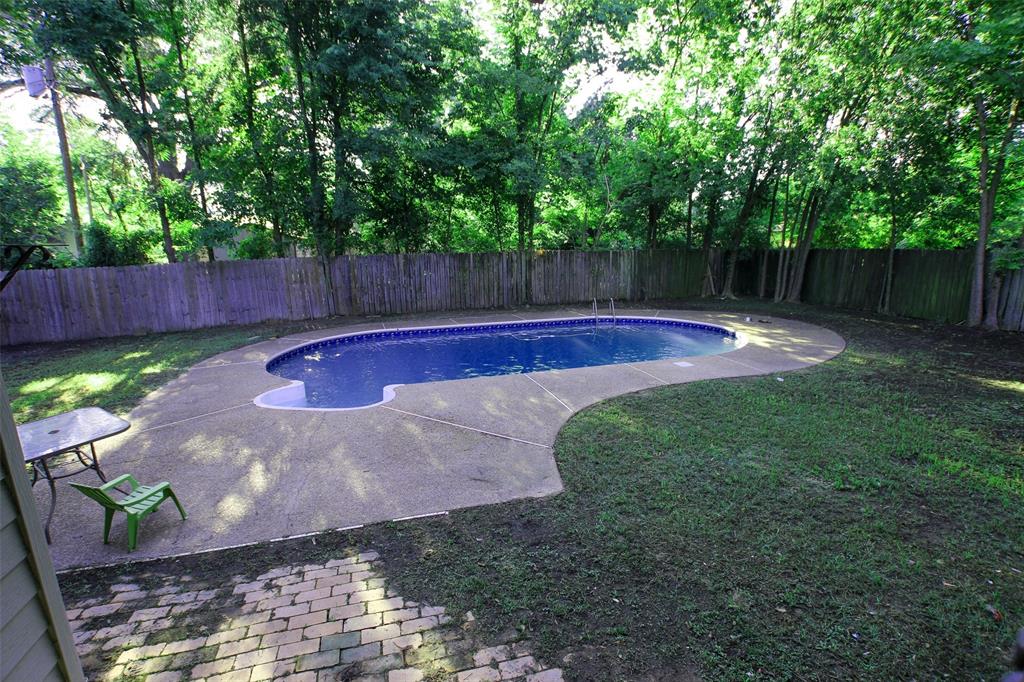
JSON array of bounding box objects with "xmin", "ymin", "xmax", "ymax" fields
[
  {"xmin": 36, "ymin": 308, "xmax": 845, "ymax": 570},
  {"xmin": 522, "ymin": 374, "xmax": 573, "ymax": 412}
]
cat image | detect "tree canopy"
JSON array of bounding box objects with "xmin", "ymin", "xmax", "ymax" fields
[{"xmin": 1, "ymin": 0, "xmax": 1021, "ymax": 322}]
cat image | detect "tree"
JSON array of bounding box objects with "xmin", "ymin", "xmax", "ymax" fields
[
  {"xmin": 34, "ymin": 0, "xmax": 186, "ymax": 261},
  {"xmin": 0, "ymin": 0, "xmax": 1012, "ymax": 306},
  {"xmin": 0, "ymin": 121, "xmax": 65, "ymax": 252},
  {"xmin": 162, "ymin": 0, "xmax": 216, "ymax": 259},
  {"xmin": 922, "ymin": 1, "xmax": 1023, "ymax": 327}
]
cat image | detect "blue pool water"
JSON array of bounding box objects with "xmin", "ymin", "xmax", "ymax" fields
[{"xmin": 264, "ymin": 317, "xmax": 737, "ymax": 409}]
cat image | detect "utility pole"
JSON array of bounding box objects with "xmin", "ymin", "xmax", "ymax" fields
[{"xmin": 44, "ymin": 58, "xmax": 84, "ymax": 253}]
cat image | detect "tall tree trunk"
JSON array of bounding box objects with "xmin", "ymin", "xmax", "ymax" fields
[
  {"xmin": 701, "ymin": 188, "xmax": 720, "ymax": 296},
  {"xmin": 286, "ymin": 5, "xmax": 337, "ymax": 314},
  {"xmin": 779, "ymin": 187, "xmax": 813, "ymax": 302},
  {"xmin": 778, "ymin": 180, "xmax": 802, "ymax": 301},
  {"xmin": 80, "ymin": 159, "xmax": 94, "ymax": 224},
  {"xmin": 983, "ymin": 270, "xmax": 1002, "ymax": 329},
  {"xmin": 721, "ymin": 146, "xmax": 770, "ymax": 298},
  {"xmin": 722, "ymin": 103, "xmax": 773, "ymax": 298},
  {"xmin": 580, "ymin": 202, "xmax": 589, "ymax": 249},
  {"xmin": 685, "ymin": 188, "xmax": 693, "ymax": 250},
  {"xmin": 106, "ymin": 187, "xmax": 127, "ymax": 230},
  {"xmin": 962, "ymin": 9, "xmax": 1018, "ymax": 327},
  {"xmin": 647, "ymin": 200, "xmax": 660, "ymax": 249},
  {"xmin": 599, "ymin": 171, "xmax": 612, "ymax": 247},
  {"xmin": 774, "ymin": 248, "xmax": 790, "ymax": 303},
  {"xmin": 238, "ymin": 3, "xmax": 284, "ymax": 257},
  {"xmin": 514, "ymin": 194, "xmax": 534, "ymax": 303},
  {"xmin": 167, "ymin": 0, "xmax": 213, "ymax": 260},
  {"xmin": 329, "ymin": 96, "xmax": 354, "ymax": 256},
  {"xmin": 786, "ymin": 190, "xmax": 822, "ymax": 303},
  {"xmin": 285, "ymin": 7, "xmax": 326, "ymax": 255},
  {"xmin": 773, "ymin": 175, "xmax": 792, "ymax": 302},
  {"xmin": 508, "ymin": 20, "xmax": 540, "ymax": 304},
  {"xmin": 777, "ymin": 183, "xmax": 809, "ymax": 302},
  {"xmin": 45, "ymin": 58, "xmax": 83, "ymax": 252},
  {"xmin": 879, "ymin": 188, "xmax": 898, "ymax": 314},
  {"xmin": 721, "ymin": 250, "xmax": 739, "ymax": 299},
  {"xmin": 969, "ymin": 95, "xmax": 993, "ymax": 326},
  {"xmin": 758, "ymin": 174, "xmax": 780, "ymax": 298},
  {"xmin": 491, "ymin": 187, "xmax": 504, "ymax": 251},
  {"xmin": 123, "ymin": 0, "xmax": 176, "ymax": 262},
  {"xmin": 526, "ymin": 195, "xmax": 536, "ymax": 257},
  {"xmin": 969, "ymin": 96, "xmax": 1019, "ymax": 327}
]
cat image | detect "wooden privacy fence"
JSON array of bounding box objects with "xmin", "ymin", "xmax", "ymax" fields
[
  {"xmin": 747, "ymin": 248, "xmax": 1022, "ymax": 330},
  {"xmin": 0, "ymin": 250, "xmax": 712, "ymax": 345},
  {"xmin": 806, "ymin": 249, "xmax": 974, "ymax": 323},
  {"xmin": 1, "ymin": 248, "xmax": 1019, "ymax": 345}
]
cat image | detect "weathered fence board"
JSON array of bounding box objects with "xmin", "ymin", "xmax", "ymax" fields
[
  {"xmin": 803, "ymin": 249, "xmax": 889, "ymax": 311},
  {"xmin": 2, "ymin": 248, "xmax": 1020, "ymax": 346},
  {"xmin": 998, "ymin": 267, "xmax": 1024, "ymax": 331},
  {"xmin": 889, "ymin": 250, "xmax": 974, "ymax": 323}
]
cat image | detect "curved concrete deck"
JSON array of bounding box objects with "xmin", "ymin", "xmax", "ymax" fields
[{"xmin": 38, "ymin": 307, "xmax": 845, "ymax": 569}]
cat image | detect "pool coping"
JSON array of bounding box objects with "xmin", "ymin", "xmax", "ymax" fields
[{"xmin": 34, "ymin": 306, "xmax": 847, "ymax": 570}]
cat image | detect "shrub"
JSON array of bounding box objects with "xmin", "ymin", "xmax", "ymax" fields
[
  {"xmin": 83, "ymin": 222, "xmax": 159, "ymax": 266},
  {"xmin": 232, "ymin": 228, "xmax": 278, "ymax": 260}
]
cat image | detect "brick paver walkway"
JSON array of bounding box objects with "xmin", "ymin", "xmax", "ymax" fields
[{"xmin": 67, "ymin": 550, "xmax": 562, "ymax": 681}]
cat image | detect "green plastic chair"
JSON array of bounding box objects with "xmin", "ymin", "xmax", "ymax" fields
[{"xmin": 69, "ymin": 474, "xmax": 186, "ymax": 551}]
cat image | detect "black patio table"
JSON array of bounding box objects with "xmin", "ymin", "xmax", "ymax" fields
[{"xmin": 17, "ymin": 407, "xmax": 131, "ymax": 543}]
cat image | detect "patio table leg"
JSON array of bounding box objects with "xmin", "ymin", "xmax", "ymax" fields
[
  {"xmin": 91, "ymin": 443, "xmax": 107, "ymax": 482},
  {"xmin": 74, "ymin": 444, "xmax": 108, "ymax": 483},
  {"xmin": 39, "ymin": 459, "xmax": 57, "ymax": 544}
]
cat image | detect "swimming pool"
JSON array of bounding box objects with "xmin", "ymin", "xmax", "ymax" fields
[{"xmin": 256, "ymin": 317, "xmax": 743, "ymax": 410}]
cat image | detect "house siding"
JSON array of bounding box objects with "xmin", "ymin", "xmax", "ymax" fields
[{"xmin": 0, "ymin": 379, "xmax": 83, "ymax": 682}]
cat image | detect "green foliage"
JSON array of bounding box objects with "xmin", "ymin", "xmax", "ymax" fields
[
  {"xmin": 82, "ymin": 221, "xmax": 158, "ymax": 266},
  {"xmin": 0, "ymin": 121, "xmax": 65, "ymax": 248},
  {"xmin": 991, "ymin": 240, "xmax": 1024, "ymax": 274},
  {"xmin": 232, "ymin": 228, "xmax": 277, "ymax": 260},
  {"xmin": 3, "ymin": 0, "xmax": 1020, "ymax": 262}
]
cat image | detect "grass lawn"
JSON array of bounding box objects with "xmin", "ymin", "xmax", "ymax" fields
[
  {"xmin": 9, "ymin": 302, "xmax": 1023, "ymax": 679},
  {"xmin": 1, "ymin": 319, "xmax": 340, "ymax": 423}
]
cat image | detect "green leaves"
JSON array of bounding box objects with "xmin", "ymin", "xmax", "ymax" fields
[
  {"xmin": 0, "ymin": 122, "xmax": 64, "ymax": 250},
  {"xmin": 82, "ymin": 220, "xmax": 159, "ymax": 265},
  {"xmin": 3, "ymin": 0, "xmax": 1017, "ymax": 259}
]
